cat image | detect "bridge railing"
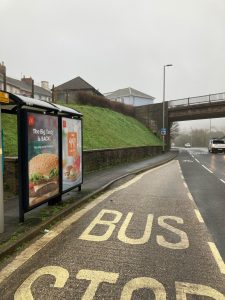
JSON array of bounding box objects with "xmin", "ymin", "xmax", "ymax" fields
[{"xmin": 168, "ymin": 92, "xmax": 225, "ymax": 108}]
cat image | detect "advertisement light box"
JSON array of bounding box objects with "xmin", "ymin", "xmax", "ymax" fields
[
  {"xmin": 27, "ymin": 112, "xmax": 59, "ymax": 208},
  {"xmin": 62, "ymin": 117, "xmax": 82, "ymax": 192}
]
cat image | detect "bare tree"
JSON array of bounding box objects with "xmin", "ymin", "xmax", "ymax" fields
[
  {"xmin": 170, "ymin": 122, "xmax": 180, "ymax": 140},
  {"xmin": 174, "ymin": 129, "xmax": 225, "ymax": 147}
]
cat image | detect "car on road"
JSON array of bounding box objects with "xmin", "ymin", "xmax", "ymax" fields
[
  {"xmin": 208, "ymin": 138, "xmax": 225, "ymax": 153},
  {"xmin": 184, "ymin": 143, "xmax": 191, "ymax": 148}
]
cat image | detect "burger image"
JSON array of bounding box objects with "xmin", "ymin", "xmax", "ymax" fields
[
  {"xmin": 64, "ymin": 164, "xmax": 79, "ymax": 180},
  {"xmin": 29, "ymin": 153, "xmax": 59, "ymax": 206}
]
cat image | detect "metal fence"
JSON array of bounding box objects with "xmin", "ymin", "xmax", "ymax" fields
[{"xmin": 168, "ymin": 92, "xmax": 225, "ymax": 108}]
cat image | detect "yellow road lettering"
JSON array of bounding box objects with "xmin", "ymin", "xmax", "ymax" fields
[
  {"xmin": 120, "ymin": 277, "xmax": 166, "ymax": 300},
  {"xmin": 157, "ymin": 216, "xmax": 189, "ymax": 249},
  {"xmin": 14, "ymin": 266, "xmax": 69, "ymax": 300},
  {"xmin": 176, "ymin": 281, "xmax": 225, "ymax": 299},
  {"xmin": 118, "ymin": 213, "xmax": 153, "ymax": 244},
  {"xmin": 76, "ymin": 269, "xmax": 119, "ymax": 300},
  {"xmin": 14, "ymin": 266, "xmax": 225, "ymax": 299},
  {"xmin": 79, "ymin": 209, "xmax": 122, "ymax": 242}
]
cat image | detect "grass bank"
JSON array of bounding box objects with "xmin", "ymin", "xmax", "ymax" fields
[{"xmin": 2, "ymin": 105, "xmax": 162, "ymax": 156}]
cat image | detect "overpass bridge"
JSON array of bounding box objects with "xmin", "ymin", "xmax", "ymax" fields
[
  {"xmin": 134, "ymin": 92, "xmax": 225, "ymax": 149},
  {"xmin": 168, "ymin": 92, "xmax": 225, "ymax": 122}
]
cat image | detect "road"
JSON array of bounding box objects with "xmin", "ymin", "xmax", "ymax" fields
[
  {"xmin": 1, "ymin": 157, "xmax": 225, "ymax": 299},
  {"xmin": 178, "ymin": 147, "xmax": 225, "ymax": 261}
]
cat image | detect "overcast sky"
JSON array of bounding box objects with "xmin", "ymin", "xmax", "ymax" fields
[{"xmin": 1, "ymin": 0, "xmax": 225, "ymax": 130}]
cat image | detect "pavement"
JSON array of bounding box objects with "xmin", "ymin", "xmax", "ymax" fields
[{"xmin": 0, "ymin": 150, "xmax": 177, "ymax": 259}]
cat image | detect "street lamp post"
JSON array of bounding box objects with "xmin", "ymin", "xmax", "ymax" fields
[{"xmin": 162, "ymin": 64, "xmax": 173, "ymax": 152}]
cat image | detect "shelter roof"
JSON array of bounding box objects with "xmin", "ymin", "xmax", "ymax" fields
[
  {"xmin": 0, "ymin": 91, "xmax": 82, "ymax": 117},
  {"xmin": 53, "ymin": 103, "xmax": 82, "ymax": 116}
]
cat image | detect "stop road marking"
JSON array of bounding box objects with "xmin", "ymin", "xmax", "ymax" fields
[{"xmin": 15, "ymin": 266, "xmax": 225, "ymax": 299}]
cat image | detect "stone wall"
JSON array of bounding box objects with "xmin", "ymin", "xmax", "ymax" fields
[
  {"xmin": 83, "ymin": 146, "xmax": 162, "ymax": 173},
  {"xmin": 3, "ymin": 157, "xmax": 18, "ymax": 193},
  {"xmin": 4, "ymin": 145, "xmax": 162, "ymax": 194},
  {"xmin": 134, "ymin": 102, "xmax": 167, "ymax": 134},
  {"xmin": 134, "ymin": 103, "xmax": 170, "ymax": 149}
]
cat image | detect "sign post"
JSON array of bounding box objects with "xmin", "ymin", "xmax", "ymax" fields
[
  {"xmin": 0, "ymin": 104, "xmax": 3, "ymax": 233},
  {"xmin": 0, "ymin": 91, "xmax": 9, "ymax": 233},
  {"xmin": 161, "ymin": 128, "xmax": 167, "ymax": 136},
  {"xmin": 161, "ymin": 128, "xmax": 167, "ymax": 153}
]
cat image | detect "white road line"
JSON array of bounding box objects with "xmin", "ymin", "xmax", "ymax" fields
[
  {"xmin": 0, "ymin": 160, "xmax": 175, "ymax": 284},
  {"xmin": 178, "ymin": 162, "xmax": 196, "ymax": 205},
  {"xmin": 195, "ymin": 158, "xmax": 200, "ymax": 163},
  {"xmin": 202, "ymin": 165, "xmax": 213, "ymax": 174},
  {"xmin": 178, "ymin": 160, "xmax": 225, "ymax": 275},
  {"xmin": 187, "ymin": 192, "xmax": 194, "ymax": 202},
  {"xmin": 183, "ymin": 182, "xmax": 188, "ymax": 189},
  {"xmin": 208, "ymin": 242, "xmax": 225, "ymax": 274},
  {"xmin": 194, "ymin": 209, "xmax": 204, "ymax": 223}
]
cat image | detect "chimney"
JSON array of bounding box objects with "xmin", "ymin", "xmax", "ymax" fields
[
  {"xmin": 0, "ymin": 62, "xmax": 7, "ymax": 91},
  {"xmin": 0, "ymin": 62, "xmax": 6, "ymax": 76},
  {"xmin": 52, "ymin": 84, "xmax": 55, "ymax": 103},
  {"xmin": 21, "ymin": 76, "xmax": 34, "ymax": 98},
  {"xmin": 31, "ymin": 79, "xmax": 34, "ymax": 98},
  {"xmin": 41, "ymin": 81, "xmax": 49, "ymax": 90},
  {"xmin": 21, "ymin": 76, "xmax": 33, "ymax": 85}
]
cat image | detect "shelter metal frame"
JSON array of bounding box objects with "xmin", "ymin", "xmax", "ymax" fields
[{"xmin": 0, "ymin": 91, "xmax": 83, "ymax": 222}]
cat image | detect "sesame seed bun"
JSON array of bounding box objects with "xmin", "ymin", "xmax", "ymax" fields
[{"xmin": 29, "ymin": 153, "xmax": 58, "ymax": 176}]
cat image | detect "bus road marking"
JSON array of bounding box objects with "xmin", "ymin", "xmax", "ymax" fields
[{"xmin": 79, "ymin": 210, "xmax": 189, "ymax": 250}]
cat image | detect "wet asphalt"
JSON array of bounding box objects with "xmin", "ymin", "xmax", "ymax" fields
[
  {"xmin": 1, "ymin": 157, "xmax": 225, "ymax": 299},
  {"xmin": 179, "ymin": 147, "xmax": 225, "ymax": 262}
]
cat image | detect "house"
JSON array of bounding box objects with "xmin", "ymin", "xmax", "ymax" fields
[
  {"xmin": 0, "ymin": 62, "xmax": 51, "ymax": 102},
  {"xmin": 105, "ymin": 87, "xmax": 155, "ymax": 106},
  {"xmin": 54, "ymin": 76, "xmax": 102, "ymax": 103}
]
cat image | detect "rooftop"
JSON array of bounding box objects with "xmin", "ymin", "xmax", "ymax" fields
[
  {"xmin": 0, "ymin": 74, "xmax": 51, "ymax": 97},
  {"xmin": 105, "ymin": 87, "xmax": 155, "ymax": 100},
  {"xmin": 55, "ymin": 76, "xmax": 102, "ymax": 95}
]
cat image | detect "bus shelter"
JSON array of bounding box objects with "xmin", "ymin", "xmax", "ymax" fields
[{"xmin": 0, "ymin": 91, "xmax": 83, "ymax": 222}]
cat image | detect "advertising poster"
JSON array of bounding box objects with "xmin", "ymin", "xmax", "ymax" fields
[
  {"xmin": 27, "ymin": 113, "xmax": 59, "ymax": 208},
  {"xmin": 62, "ymin": 118, "xmax": 82, "ymax": 191}
]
